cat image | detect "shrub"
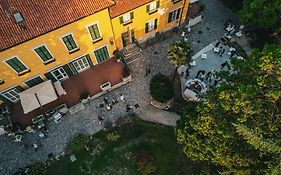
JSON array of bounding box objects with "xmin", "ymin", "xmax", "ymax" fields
[
  {"xmin": 134, "ymin": 152, "xmax": 157, "ymax": 175},
  {"xmin": 79, "ymin": 92, "xmax": 89, "ymax": 101},
  {"xmin": 71, "ymin": 133, "xmax": 90, "ymax": 152},
  {"xmin": 27, "ymin": 161, "xmax": 48, "ymax": 175},
  {"xmin": 113, "ymin": 49, "xmax": 121, "ymax": 60},
  {"xmin": 106, "ymin": 131, "xmax": 120, "ymax": 142},
  {"xmin": 149, "ymin": 74, "xmax": 174, "ymax": 103}
]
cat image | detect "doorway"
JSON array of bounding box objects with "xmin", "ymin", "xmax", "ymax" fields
[{"xmin": 121, "ymin": 28, "xmax": 135, "ymax": 48}]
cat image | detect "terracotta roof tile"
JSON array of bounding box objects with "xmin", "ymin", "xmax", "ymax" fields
[
  {"xmin": 0, "ymin": 0, "xmax": 114, "ymax": 51},
  {"xmin": 109, "ymin": 0, "xmax": 152, "ymax": 18}
]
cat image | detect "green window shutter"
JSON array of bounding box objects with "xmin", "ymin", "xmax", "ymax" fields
[
  {"xmin": 119, "ymin": 16, "xmax": 123, "ymax": 24},
  {"xmin": 154, "ymin": 18, "xmax": 158, "ymax": 30},
  {"xmin": 68, "ymin": 62, "xmax": 78, "ymax": 75},
  {"xmin": 94, "ymin": 46, "xmax": 109, "ymax": 63},
  {"xmin": 62, "ymin": 34, "xmax": 77, "ymax": 51},
  {"xmin": 44, "ymin": 72, "xmax": 57, "ymax": 82},
  {"xmin": 15, "ymin": 86, "xmax": 24, "ymax": 92},
  {"xmin": 25, "ymin": 76, "xmax": 44, "ymax": 87},
  {"xmin": 86, "ymin": 54, "xmax": 94, "ymax": 68},
  {"xmin": 168, "ymin": 12, "xmax": 173, "ymax": 23},
  {"xmin": 145, "ymin": 22, "xmax": 149, "ymax": 33},
  {"xmin": 130, "ymin": 12, "xmax": 134, "ymax": 20},
  {"xmin": 35, "ymin": 46, "xmax": 53, "ymax": 62},
  {"xmin": 88, "ymin": 24, "xmax": 101, "ymax": 41},
  {"xmin": 156, "ymin": 1, "xmax": 160, "ymax": 8},
  {"xmin": 6, "ymin": 57, "xmax": 28, "ymax": 74},
  {"xmin": 146, "ymin": 5, "xmax": 150, "ymax": 13},
  {"xmin": 176, "ymin": 8, "xmax": 181, "ymax": 19},
  {"xmin": 62, "ymin": 64, "xmax": 74, "ymax": 77}
]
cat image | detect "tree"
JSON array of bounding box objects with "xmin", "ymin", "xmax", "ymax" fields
[
  {"xmin": 150, "ymin": 74, "xmax": 174, "ymax": 103},
  {"xmin": 176, "ymin": 44, "xmax": 281, "ymax": 174},
  {"xmin": 239, "ymin": 0, "xmax": 281, "ymax": 30},
  {"xmin": 168, "ymin": 40, "xmax": 192, "ymax": 67},
  {"xmin": 27, "ymin": 161, "xmax": 48, "ymax": 175}
]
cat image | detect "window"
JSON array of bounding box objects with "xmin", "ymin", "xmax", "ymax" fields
[
  {"xmin": 94, "ymin": 46, "xmax": 110, "ymax": 63},
  {"xmin": 61, "ymin": 34, "xmax": 78, "ymax": 52},
  {"xmin": 172, "ymin": 0, "xmax": 182, "ymax": 3},
  {"xmin": 51, "ymin": 67, "xmax": 68, "ymax": 81},
  {"xmin": 1, "ymin": 86, "xmax": 23, "ymax": 102},
  {"xmin": 145, "ymin": 18, "xmax": 158, "ymax": 33},
  {"xmin": 13, "ymin": 12, "xmax": 24, "ymax": 24},
  {"xmin": 146, "ymin": 1, "xmax": 160, "ymax": 13},
  {"xmin": 119, "ymin": 12, "xmax": 134, "ymax": 25},
  {"xmin": 34, "ymin": 45, "xmax": 54, "ymax": 63},
  {"xmin": 168, "ymin": 8, "xmax": 181, "ymax": 23},
  {"xmin": 5, "ymin": 57, "xmax": 29, "ymax": 75},
  {"xmin": 24, "ymin": 76, "xmax": 44, "ymax": 88},
  {"xmin": 72, "ymin": 56, "xmax": 90, "ymax": 73},
  {"xmin": 88, "ymin": 23, "xmax": 102, "ymax": 41}
]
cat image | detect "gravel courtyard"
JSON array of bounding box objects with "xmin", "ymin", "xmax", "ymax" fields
[{"xmin": 0, "ymin": 0, "xmax": 236, "ymax": 174}]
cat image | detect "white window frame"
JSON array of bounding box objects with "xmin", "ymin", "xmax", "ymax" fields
[
  {"xmin": 60, "ymin": 33, "xmax": 79, "ymax": 52},
  {"xmin": 1, "ymin": 86, "xmax": 21, "ymax": 103},
  {"xmin": 50, "ymin": 67, "xmax": 68, "ymax": 81},
  {"xmin": 71, "ymin": 56, "xmax": 90, "ymax": 73},
  {"xmin": 32, "ymin": 44, "xmax": 54, "ymax": 63},
  {"xmin": 93, "ymin": 44, "xmax": 110, "ymax": 63},
  {"xmin": 3, "ymin": 56, "xmax": 29, "ymax": 75},
  {"xmin": 147, "ymin": 18, "xmax": 157, "ymax": 32},
  {"xmin": 86, "ymin": 22, "xmax": 102, "ymax": 42},
  {"xmin": 169, "ymin": 8, "xmax": 181, "ymax": 22},
  {"xmin": 122, "ymin": 13, "xmax": 131, "ymax": 23},
  {"xmin": 23, "ymin": 75, "xmax": 44, "ymax": 88},
  {"xmin": 149, "ymin": 2, "xmax": 157, "ymax": 12}
]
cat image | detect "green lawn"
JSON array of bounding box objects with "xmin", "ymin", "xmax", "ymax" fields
[{"xmin": 48, "ymin": 121, "xmax": 199, "ymax": 175}]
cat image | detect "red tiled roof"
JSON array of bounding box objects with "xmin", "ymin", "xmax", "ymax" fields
[
  {"xmin": 109, "ymin": 0, "xmax": 153, "ymax": 18},
  {"xmin": 0, "ymin": 0, "xmax": 114, "ymax": 51}
]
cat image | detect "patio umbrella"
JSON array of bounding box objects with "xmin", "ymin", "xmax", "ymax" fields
[{"xmin": 19, "ymin": 80, "xmax": 58, "ymax": 114}]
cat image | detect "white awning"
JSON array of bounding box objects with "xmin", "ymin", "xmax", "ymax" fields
[
  {"xmin": 184, "ymin": 88, "xmax": 199, "ymax": 101},
  {"xmin": 19, "ymin": 80, "xmax": 58, "ymax": 114}
]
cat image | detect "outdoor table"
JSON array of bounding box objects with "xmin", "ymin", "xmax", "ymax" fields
[{"xmin": 213, "ymin": 47, "xmax": 220, "ymax": 53}]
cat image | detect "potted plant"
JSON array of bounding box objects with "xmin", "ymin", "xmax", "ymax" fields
[
  {"xmin": 113, "ymin": 49, "xmax": 121, "ymax": 62},
  {"xmin": 122, "ymin": 66, "xmax": 132, "ymax": 81},
  {"xmin": 79, "ymin": 92, "xmax": 90, "ymax": 103}
]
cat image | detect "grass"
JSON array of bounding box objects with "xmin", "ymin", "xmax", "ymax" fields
[{"xmin": 48, "ymin": 121, "xmax": 200, "ymax": 175}]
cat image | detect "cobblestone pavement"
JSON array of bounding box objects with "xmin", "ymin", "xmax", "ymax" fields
[{"xmin": 0, "ymin": 0, "xmax": 236, "ymax": 174}]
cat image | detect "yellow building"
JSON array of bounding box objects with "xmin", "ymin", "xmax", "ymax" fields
[{"xmin": 0, "ymin": 0, "xmax": 189, "ymax": 105}]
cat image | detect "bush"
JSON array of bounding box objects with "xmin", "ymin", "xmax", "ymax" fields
[
  {"xmin": 71, "ymin": 133, "xmax": 90, "ymax": 152},
  {"xmin": 27, "ymin": 161, "xmax": 48, "ymax": 175},
  {"xmin": 106, "ymin": 131, "xmax": 120, "ymax": 142},
  {"xmin": 79, "ymin": 92, "xmax": 89, "ymax": 101},
  {"xmin": 149, "ymin": 74, "xmax": 174, "ymax": 103},
  {"xmin": 134, "ymin": 152, "xmax": 157, "ymax": 175}
]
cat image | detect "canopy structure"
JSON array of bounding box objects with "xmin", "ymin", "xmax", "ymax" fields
[
  {"xmin": 183, "ymin": 88, "xmax": 199, "ymax": 102},
  {"xmin": 19, "ymin": 80, "xmax": 58, "ymax": 114}
]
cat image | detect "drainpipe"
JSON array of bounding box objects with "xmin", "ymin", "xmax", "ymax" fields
[{"xmin": 178, "ymin": 0, "xmax": 188, "ymax": 26}]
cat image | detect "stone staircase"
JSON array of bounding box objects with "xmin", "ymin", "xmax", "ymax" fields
[{"xmin": 121, "ymin": 44, "xmax": 143, "ymax": 64}]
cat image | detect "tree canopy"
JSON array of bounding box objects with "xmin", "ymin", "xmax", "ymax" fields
[
  {"xmin": 176, "ymin": 44, "xmax": 281, "ymax": 174},
  {"xmin": 167, "ymin": 40, "xmax": 192, "ymax": 67},
  {"xmin": 239, "ymin": 0, "xmax": 281, "ymax": 30}
]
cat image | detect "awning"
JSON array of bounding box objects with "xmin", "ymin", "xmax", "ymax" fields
[
  {"xmin": 184, "ymin": 88, "xmax": 199, "ymax": 101},
  {"xmin": 19, "ymin": 80, "xmax": 58, "ymax": 114}
]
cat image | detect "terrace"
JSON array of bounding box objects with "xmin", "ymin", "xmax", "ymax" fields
[{"xmin": 10, "ymin": 58, "xmax": 125, "ymax": 127}]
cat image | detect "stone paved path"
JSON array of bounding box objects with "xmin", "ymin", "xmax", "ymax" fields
[
  {"xmin": 0, "ymin": 1, "xmax": 236, "ymax": 174},
  {"xmin": 137, "ymin": 105, "xmax": 180, "ymax": 126}
]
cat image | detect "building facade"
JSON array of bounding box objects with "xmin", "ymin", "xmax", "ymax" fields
[{"xmin": 0, "ymin": 0, "xmax": 189, "ymax": 104}]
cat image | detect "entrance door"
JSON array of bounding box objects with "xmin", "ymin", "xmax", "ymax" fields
[{"xmin": 121, "ymin": 29, "xmax": 135, "ymax": 47}]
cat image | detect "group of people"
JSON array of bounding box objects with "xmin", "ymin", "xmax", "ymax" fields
[{"xmin": 195, "ymin": 69, "xmax": 216, "ymax": 83}]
